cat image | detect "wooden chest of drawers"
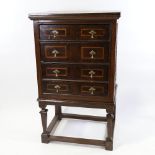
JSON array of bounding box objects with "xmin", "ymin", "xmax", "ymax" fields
[{"xmin": 29, "ymin": 12, "xmax": 120, "ymax": 150}]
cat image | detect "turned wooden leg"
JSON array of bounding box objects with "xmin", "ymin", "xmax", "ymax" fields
[
  {"xmin": 40, "ymin": 108, "xmax": 49, "ymax": 143},
  {"xmin": 105, "ymin": 114, "xmax": 114, "ymax": 151},
  {"xmin": 55, "ymin": 105, "xmax": 62, "ymax": 120}
]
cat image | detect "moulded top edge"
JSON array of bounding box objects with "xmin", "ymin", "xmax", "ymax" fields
[{"xmin": 28, "ymin": 12, "xmax": 121, "ymax": 20}]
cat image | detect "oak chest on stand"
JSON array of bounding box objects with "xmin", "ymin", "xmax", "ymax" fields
[{"xmin": 29, "ymin": 12, "xmax": 120, "ymax": 150}]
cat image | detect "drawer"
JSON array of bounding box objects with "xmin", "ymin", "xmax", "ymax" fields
[
  {"xmin": 42, "ymin": 63, "xmax": 70, "ymax": 79},
  {"xmin": 78, "ymin": 82, "xmax": 108, "ymax": 96},
  {"xmin": 42, "ymin": 81, "xmax": 108, "ymax": 96},
  {"xmin": 80, "ymin": 43, "xmax": 109, "ymax": 63},
  {"xmin": 40, "ymin": 42, "xmax": 109, "ymax": 63},
  {"xmin": 41, "ymin": 63, "xmax": 108, "ymax": 81},
  {"xmin": 40, "ymin": 43, "xmax": 70, "ymax": 61},
  {"xmin": 79, "ymin": 24, "xmax": 110, "ymax": 40},
  {"xmin": 40, "ymin": 24, "xmax": 110, "ymax": 41},
  {"xmin": 40, "ymin": 25, "xmax": 71, "ymax": 40},
  {"xmin": 42, "ymin": 81, "xmax": 72, "ymax": 94}
]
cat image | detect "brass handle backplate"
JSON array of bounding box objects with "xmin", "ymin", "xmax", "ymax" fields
[
  {"xmin": 89, "ymin": 70, "xmax": 95, "ymax": 79},
  {"xmin": 53, "ymin": 69, "xmax": 60, "ymax": 77},
  {"xmin": 89, "ymin": 50, "xmax": 96, "ymax": 59},
  {"xmin": 89, "ymin": 30, "xmax": 96, "ymax": 38},
  {"xmin": 89, "ymin": 87, "xmax": 96, "ymax": 95},
  {"xmin": 52, "ymin": 49, "xmax": 59, "ymax": 57},
  {"xmin": 48, "ymin": 30, "xmax": 59, "ymax": 39},
  {"xmin": 54, "ymin": 85, "xmax": 61, "ymax": 93}
]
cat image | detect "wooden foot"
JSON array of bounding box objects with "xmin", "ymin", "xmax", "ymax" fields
[
  {"xmin": 41, "ymin": 133, "xmax": 50, "ymax": 143},
  {"xmin": 105, "ymin": 138, "xmax": 113, "ymax": 151}
]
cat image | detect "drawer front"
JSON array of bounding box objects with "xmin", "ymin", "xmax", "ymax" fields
[
  {"xmin": 40, "ymin": 42, "xmax": 109, "ymax": 63},
  {"xmin": 41, "ymin": 63, "xmax": 108, "ymax": 81},
  {"xmin": 40, "ymin": 25, "xmax": 71, "ymax": 40},
  {"xmin": 46, "ymin": 67, "xmax": 68, "ymax": 77},
  {"xmin": 81, "ymin": 69, "xmax": 104, "ymax": 80},
  {"xmin": 42, "ymin": 81, "xmax": 72, "ymax": 94},
  {"xmin": 40, "ymin": 43, "xmax": 69, "ymax": 61},
  {"xmin": 80, "ymin": 43, "xmax": 109, "ymax": 63},
  {"xmin": 40, "ymin": 24, "xmax": 110, "ymax": 41},
  {"xmin": 79, "ymin": 24, "xmax": 110, "ymax": 40},
  {"xmin": 78, "ymin": 82, "xmax": 108, "ymax": 96},
  {"xmin": 42, "ymin": 64, "xmax": 70, "ymax": 79},
  {"xmin": 42, "ymin": 81, "xmax": 108, "ymax": 96}
]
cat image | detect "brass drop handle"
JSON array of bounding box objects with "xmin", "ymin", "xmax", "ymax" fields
[
  {"xmin": 53, "ymin": 69, "xmax": 60, "ymax": 77},
  {"xmin": 89, "ymin": 87, "xmax": 96, "ymax": 95},
  {"xmin": 89, "ymin": 30, "xmax": 96, "ymax": 38},
  {"xmin": 50, "ymin": 30, "xmax": 59, "ymax": 38},
  {"xmin": 52, "ymin": 49, "xmax": 59, "ymax": 57},
  {"xmin": 89, "ymin": 50, "xmax": 96, "ymax": 59},
  {"xmin": 89, "ymin": 70, "xmax": 95, "ymax": 79},
  {"xmin": 54, "ymin": 85, "xmax": 61, "ymax": 93}
]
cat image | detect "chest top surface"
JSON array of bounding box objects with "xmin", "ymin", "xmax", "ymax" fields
[{"xmin": 29, "ymin": 12, "xmax": 120, "ymax": 20}]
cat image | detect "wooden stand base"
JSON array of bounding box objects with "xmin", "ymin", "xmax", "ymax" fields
[{"xmin": 39, "ymin": 105, "xmax": 115, "ymax": 151}]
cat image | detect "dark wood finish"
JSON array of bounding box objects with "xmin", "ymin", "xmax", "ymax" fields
[
  {"xmin": 29, "ymin": 12, "xmax": 120, "ymax": 150},
  {"xmin": 41, "ymin": 63, "xmax": 109, "ymax": 80},
  {"xmin": 55, "ymin": 105, "xmax": 62, "ymax": 120},
  {"xmin": 40, "ymin": 42, "xmax": 110, "ymax": 63},
  {"xmin": 105, "ymin": 114, "xmax": 114, "ymax": 150},
  {"xmin": 39, "ymin": 108, "xmax": 50, "ymax": 143},
  {"xmin": 39, "ymin": 98, "xmax": 114, "ymax": 109},
  {"xmin": 38, "ymin": 112, "xmax": 110, "ymax": 148},
  {"xmin": 28, "ymin": 12, "xmax": 120, "ymax": 20},
  {"xmin": 40, "ymin": 24, "xmax": 110, "ymax": 41},
  {"xmin": 79, "ymin": 24, "xmax": 110, "ymax": 40},
  {"xmin": 46, "ymin": 115, "xmax": 59, "ymax": 133},
  {"xmin": 42, "ymin": 80, "xmax": 108, "ymax": 96},
  {"xmin": 49, "ymin": 135, "xmax": 106, "ymax": 146},
  {"xmin": 61, "ymin": 113, "xmax": 107, "ymax": 122}
]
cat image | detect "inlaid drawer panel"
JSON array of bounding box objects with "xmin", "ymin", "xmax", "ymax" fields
[
  {"xmin": 81, "ymin": 69, "xmax": 104, "ymax": 79},
  {"xmin": 80, "ymin": 43, "xmax": 109, "ymax": 63},
  {"xmin": 40, "ymin": 43, "xmax": 70, "ymax": 61},
  {"xmin": 46, "ymin": 67, "xmax": 68, "ymax": 77},
  {"xmin": 42, "ymin": 81, "xmax": 72, "ymax": 94},
  {"xmin": 41, "ymin": 63, "xmax": 108, "ymax": 81},
  {"xmin": 42, "ymin": 64, "xmax": 70, "ymax": 79},
  {"xmin": 78, "ymin": 82, "xmax": 108, "ymax": 96},
  {"xmin": 42, "ymin": 81, "xmax": 108, "ymax": 96},
  {"xmin": 79, "ymin": 24, "xmax": 110, "ymax": 40},
  {"xmin": 79, "ymin": 65, "xmax": 108, "ymax": 81},
  {"xmin": 40, "ymin": 25, "xmax": 71, "ymax": 40},
  {"xmin": 40, "ymin": 42, "xmax": 109, "ymax": 63}
]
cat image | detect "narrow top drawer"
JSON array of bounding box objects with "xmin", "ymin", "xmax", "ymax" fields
[{"xmin": 39, "ymin": 24, "xmax": 110, "ymax": 41}]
